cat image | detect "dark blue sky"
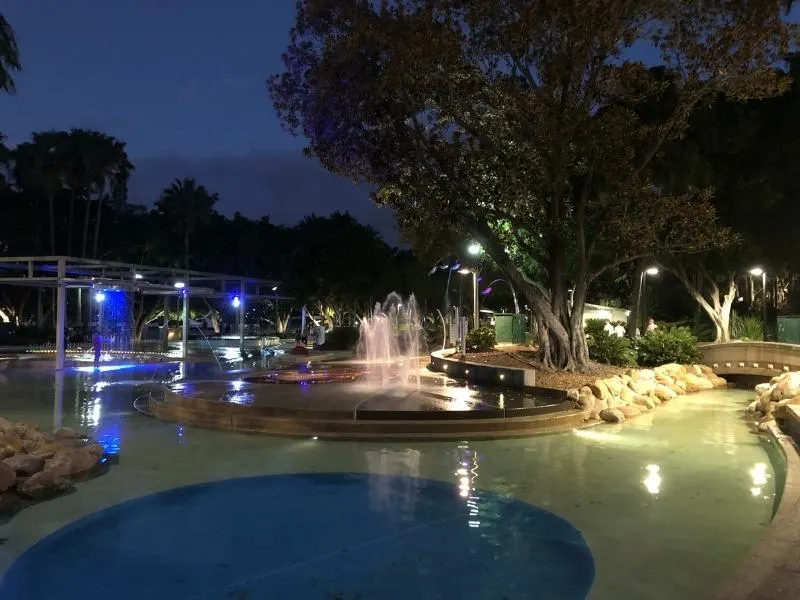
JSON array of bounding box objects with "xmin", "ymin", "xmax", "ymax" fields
[{"xmin": 2, "ymin": 2, "xmax": 798, "ymax": 245}]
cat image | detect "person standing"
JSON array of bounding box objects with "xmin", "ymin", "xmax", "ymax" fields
[
  {"xmin": 92, "ymin": 330, "xmax": 103, "ymax": 368},
  {"xmin": 646, "ymin": 318, "xmax": 658, "ymax": 335},
  {"xmin": 614, "ymin": 322, "xmax": 626, "ymax": 338}
]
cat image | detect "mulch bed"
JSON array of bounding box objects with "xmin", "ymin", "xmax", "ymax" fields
[{"xmin": 463, "ymin": 346, "xmax": 627, "ymax": 391}]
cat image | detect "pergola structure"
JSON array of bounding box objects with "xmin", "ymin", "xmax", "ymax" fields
[{"xmin": 0, "ymin": 256, "xmax": 289, "ymax": 369}]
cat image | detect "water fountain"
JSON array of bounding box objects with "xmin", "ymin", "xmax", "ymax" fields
[{"xmin": 357, "ymin": 292, "xmax": 423, "ymax": 387}]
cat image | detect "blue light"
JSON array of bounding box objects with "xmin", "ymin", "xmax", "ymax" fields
[
  {"xmin": 232, "ymin": 296, "xmax": 241, "ymax": 308},
  {"xmin": 74, "ymin": 364, "xmax": 139, "ymax": 373},
  {"xmin": 94, "ymin": 291, "xmax": 106, "ymax": 302}
]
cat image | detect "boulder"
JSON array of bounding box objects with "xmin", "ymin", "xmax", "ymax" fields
[
  {"xmin": 45, "ymin": 448, "xmax": 99, "ymax": 477},
  {"xmin": 589, "ymin": 380, "xmax": 613, "ymax": 404},
  {"xmin": 619, "ymin": 386, "xmax": 638, "ymax": 405},
  {"xmin": 0, "ymin": 432, "xmax": 24, "ymax": 453},
  {"xmin": 684, "ymin": 373, "xmax": 714, "ymax": 390},
  {"xmin": 603, "ymin": 377, "xmax": 624, "ymax": 396},
  {"xmin": 710, "ymin": 375, "xmax": 728, "ymax": 389},
  {"xmin": 0, "ymin": 417, "xmax": 13, "ymax": 433},
  {"xmin": 53, "ymin": 427, "xmax": 79, "ymax": 440},
  {"xmin": 696, "ymin": 364, "xmax": 714, "ymax": 376},
  {"xmin": 0, "ymin": 445, "xmax": 17, "ymax": 460},
  {"xmin": 653, "ymin": 384, "xmax": 678, "ymax": 402},
  {"xmin": 655, "ymin": 364, "xmax": 686, "ymax": 379},
  {"xmin": 4, "ymin": 453, "xmax": 45, "ymax": 475},
  {"xmin": 755, "ymin": 382, "xmax": 771, "ymax": 396},
  {"xmin": 629, "ymin": 379, "xmax": 653, "ymax": 396},
  {"xmin": 599, "ymin": 408, "xmax": 625, "ymax": 423},
  {"xmin": 633, "ymin": 395, "xmax": 657, "ymax": 410},
  {"xmin": 17, "ymin": 470, "xmax": 74, "ymax": 500},
  {"xmin": 637, "ymin": 369, "xmax": 657, "ymax": 380},
  {"xmin": 0, "ymin": 461, "xmax": 15, "ymax": 492},
  {"xmin": 617, "ymin": 404, "xmax": 643, "ymax": 418},
  {"xmin": 31, "ymin": 441, "xmax": 61, "ymax": 459}
]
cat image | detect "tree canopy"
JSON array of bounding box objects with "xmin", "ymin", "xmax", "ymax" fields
[{"xmin": 269, "ymin": 0, "xmax": 797, "ymax": 369}]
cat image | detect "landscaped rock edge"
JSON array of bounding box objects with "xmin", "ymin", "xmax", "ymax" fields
[
  {"xmin": 0, "ymin": 418, "xmax": 106, "ymax": 513},
  {"xmin": 746, "ymin": 370, "xmax": 800, "ymax": 429},
  {"xmin": 568, "ymin": 363, "xmax": 728, "ymax": 423}
]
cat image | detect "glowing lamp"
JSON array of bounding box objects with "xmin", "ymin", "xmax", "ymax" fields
[
  {"xmin": 134, "ymin": 273, "xmax": 143, "ymax": 280},
  {"xmin": 94, "ymin": 291, "xmax": 106, "ymax": 302},
  {"xmin": 173, "ymin": 281, "xmax": 186, "ymax": 289},
  {"xmin": 645, "ymin": 267, "xmax": 659, "ymax": 276},
  {"xmin": 271, "ymin": 286, "xmax": 278, "ymax": 291},
  {"xmin": 749, "ymin": 267, "xmax": 764, "ymax": 276},
  {"xmin": 232, "ymin": 296, "xmax": 241, "ymax": 308},
  {"xmin": 467, "ymin": 242, "xmax": 482, "ymax": 255},
  {"xmin": 458, "ymin": 268, "xmax": 470, "ymax": 275}
]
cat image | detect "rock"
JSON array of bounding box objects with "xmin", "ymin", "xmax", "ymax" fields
[
  {"xmin": 31, "ymin": 441, "xmax": 61, "ymax": 459},
  {"xmin": 17, "ymin": 471, "xmax": 74, "ymax": 500},
  {"xmin": 684, "ymin": 373, "xmax": 714, "ymax": 390},
  {"xmin": 637, "ymin": 369, "xmax": 657, "ymax": 380},
  {"xmin": 45, "ymin": 448, "xmax": 99, "ymax": 477},
  {"xmin": 589, "ymin": 380, "xmax": 613, "ymax": 404},
  {"xmin": 629, "ymin": 379, "xmax": 653, "ymax": 396},
  {"xmin": 655, "ymin": 364, "xmax": 685, "ymax": 379},
  {"xmin": 0, "ymin": 462, "xmax": 15, "ymax": 492},
  {"xmin": 710, "ymin": 375, "xmax": 728, "ymax": 389},
  {"xmin": 53, "ymin": 427, "xmax": 79, "ymax": 440},
  {"xmin": 653, "ymin": 384, "xmax": 678, "ymax": 402},
  {"xmin": 633, "ymin": 395, "xmax": 656, "ymax": 410},
  {"xmin": 4, "ymin": 454, "xmax": 45, "ymax": 475},
  {"xmin": 83, "ymin": 443, "xmax": 104, "ymax": 459},
  {"xmin": 0, "ymin": 417, "xmax": 13, "ymax": 433},
  {"xmin": 599, "ymin": 408, "xmax": 625, "ymax": 423},
  {"xmin": 603, "ymin": 377, "xmax": 624, "ymax": 396},
  {"xmin": 746, "ymin": 400, "xmax": 760, "ymax": 413},
  {"xmin": 618, "ymin": 404, "xmax": 643, "ymax": 418},
  {"xmin": 0, "ymin": 433, "xmax": 24, "ymax": 453},
  {"xmin": 696, "ymin": 364, "xmax": 714, "ymax": 376},
  {"xmin": 0, "ymin": 445, "xmax": 17, "ymax": 459},
  {"xmin": 755, "ymin": 383, "xmax": 771, "ymax": 395},
  {"xmin": 619, "ymin": 386, "xmax": 637, "ymax": 405}
]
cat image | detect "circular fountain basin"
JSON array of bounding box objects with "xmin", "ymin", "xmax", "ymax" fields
[{"xmin": 147, "ymin": 368, "xmax": 583, "ymax": 440}]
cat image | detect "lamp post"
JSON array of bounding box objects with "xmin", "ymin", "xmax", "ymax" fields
[
  {"xmin": 639, "ymin": 266, "xmax": 659, "ymax": 334},
  {"xmin": 482, "ymin": 279, "xmax": 520, "ymax": 314},
  {"xmin": 750, "ymin": 267, "xmax": 767, "ymax": 339},
  {"xmin": 459, "ymin": 268, "xmax": 479, "ymax": 330}
]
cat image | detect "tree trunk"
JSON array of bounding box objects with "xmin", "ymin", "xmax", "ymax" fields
[
  {"xmin": 67, "ymin": 190, "xmax": 76, "ymax": 256},
  {"xmin": 92, "ymin": 195, "xmax": 103, "ymax": 258},
  {"xmin": 184, "ymin": 228, "xmax": 190, "ymax": 271},
  {"xmin": 81, "ymin": 193, "xmax": 92, "ymax": 258},
  {"xmin": 673, "ymin": 267, "xmax": 736, "ymax": 343},
  {"xmin": 47, "ymin": 194, "xmax": 56, "ymax": 255}
]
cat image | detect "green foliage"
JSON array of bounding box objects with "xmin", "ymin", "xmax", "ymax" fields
[
  {"xmin": 319, "ymin": 326, "xmax": 359, "ymax": 351},
  {"xmin": 585, "ymin": 319, "xmax": 637, "ymax": 367},
  {"xmin": 730, "ymin": 312, "xmax": 764, "ymax": 341},
  {"xmin": 466, "ymin": 326, "xmax": 496, "ymax": 352},
  {"xmin": 423, "ymin": 319, "xmax": 444, "ymax": 350},
  {"xmin": 636, "ymin": 327, "xmax": 701, "ymax": 367}
]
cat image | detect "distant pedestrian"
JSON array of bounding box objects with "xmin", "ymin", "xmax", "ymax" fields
[
  {"xmin": 92, "ymin": 330, "xmax": 103, "ymax": 368},
  {"xmin": 614, "ymin": 322, "xmax": 626, "ymax": 338},
  {"xmin": 603, "ymin": 320, "xmax": 614, "ymax": 336},
  {"xmin": 646, "ymin": 318, "xmax": 658, "ymax": 335}
]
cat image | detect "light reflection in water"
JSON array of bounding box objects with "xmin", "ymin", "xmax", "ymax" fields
[
  {"xmin": 643, "ymin": 464, "xmax": 661, "ymax": 495},
  {"xmin": 749, "ymin": 462, "xmax": 769, "ymax": 497},
  {"xmin": 455, "ymin": 442, "xmax": 481, "ymax": 528},
  {"xmin": 366, "ymin": 448, "xmax": 421, "ymax": 524}
]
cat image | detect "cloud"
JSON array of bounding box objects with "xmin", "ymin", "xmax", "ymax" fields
[{"xmin": 128, "ymin": 150, "xmax": 400, "ymax": 245}]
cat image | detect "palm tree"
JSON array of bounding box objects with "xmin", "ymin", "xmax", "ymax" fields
[
  {"xmin": 0, "ymin": 15, "xmax": 20, "ymax": 94},
  {"xmin": 12, "ymin": 132, "xmax": 65, "ymax": 254},
  {"xmin": 155, "ymin": 178, "xmax": 218, "ymax": 271},
  {"xmin": 74, "ymin": 131, "xmax": 132, "ymax": 258}
]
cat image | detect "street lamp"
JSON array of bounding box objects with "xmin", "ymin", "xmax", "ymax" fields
[
  {"xmin": 231, "ymin": 296, "xmax": 241, "ymax": 309},
  {"xmin": 467, "ymin": 242, "xmax": 482, "ymax": 256},
  {"xmin": 459, "ymin": 268, "xmax": 480, "ymax": 330},
  {"xmin": 638, "ymin": 266, "xmax": 659, "ymax": 334},
  {"xmin": 173, "ymin": 281, "xmax": 186, "ymax": 289},
  {"xmin": 481, "ymin": 279, "xmax": 520, "ymax": 314},
  {"xmin": 750, "ymin": 267, "xmax": 767, "ymax": 339},
  {"xmin": 93, "ymin": 291, "xmax": 106, "ymax": 303}
]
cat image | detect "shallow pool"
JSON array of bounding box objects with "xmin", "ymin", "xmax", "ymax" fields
[{"xmin": 0, "ymin": 364, "xmax": 782, "ymax": 599}]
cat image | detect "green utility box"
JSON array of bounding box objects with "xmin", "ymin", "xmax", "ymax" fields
[
  {"xmin": 494, "ymin": 314, "xmax": 527, "ymax": 344},
  {"xmin": 778, "ymin": 315, "xmax": 800, "ymax": 344}
]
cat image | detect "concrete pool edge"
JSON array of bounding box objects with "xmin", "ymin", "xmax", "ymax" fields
[{"xmin": 711, "ymin": 421, "xmax": 800, "ymax": 599}]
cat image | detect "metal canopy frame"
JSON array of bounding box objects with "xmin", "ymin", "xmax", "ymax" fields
[{"xmin": 0, "ymin": 256, "xmax": 290, "ymax": 369}]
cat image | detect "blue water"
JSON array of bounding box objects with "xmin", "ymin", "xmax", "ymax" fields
[{"xmin": 0, "ymin": 474, "xmax": 594, "ymax": 600}]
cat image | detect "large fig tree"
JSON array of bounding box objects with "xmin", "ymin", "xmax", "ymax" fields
[{"xmin": 269, "ymin": 0, "xmax": 796, "ymax": 370}]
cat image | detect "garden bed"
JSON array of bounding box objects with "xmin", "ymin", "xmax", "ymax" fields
[{"xmin": 464, "ymin": 346, "xmax": 627, "ymax": 390}]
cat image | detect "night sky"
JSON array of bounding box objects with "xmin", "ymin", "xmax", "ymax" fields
[{"xmin": 2, "ymin": 2, "xmax": 799, "ymax": 246}]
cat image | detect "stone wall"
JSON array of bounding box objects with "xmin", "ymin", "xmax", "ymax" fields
[
  {"xmin": 569, "ymin": 363, "xmax": 728, "ymax": 423},
  {"xmin": 746, "ymin": 371, "xmax": 800, "ymax": 428}
]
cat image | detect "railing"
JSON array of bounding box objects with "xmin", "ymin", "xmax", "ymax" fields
[{"xmin": 698, "ymin": 341, "xmax": 800, "ymax": 375}]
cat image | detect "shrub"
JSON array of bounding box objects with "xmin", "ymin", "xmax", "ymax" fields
[
  {"xmin": 584, "ymin": 320, "xmax": 637, "ymax": 366},
  {"xmin": 466, "ymin": 326, "xmax": 496, "ymax": 352},
  {"xmin": 636, "ymin": 327, "xmax": 700, "ymax": 366},
  {"xmin": 319, "ymin": 326, "xmax": 359, "ymax": 351},
  {"xmin": 730, "ymin": 312, "xmax": 763, "ymax": 341}
]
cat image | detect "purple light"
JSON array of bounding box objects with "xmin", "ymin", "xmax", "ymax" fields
[{"xmin": 481, "ymin": 287, "xmax": 493, "ymax": 296}]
